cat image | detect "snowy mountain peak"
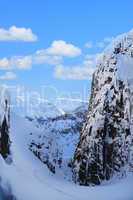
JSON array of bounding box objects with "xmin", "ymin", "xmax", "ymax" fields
[
  {"xmin": 73, "ymin": 29, "xmax": 133, "ymax": 186},
  {"xmin": 104, "ymin": 29, "xmax": 133, "ymax": 54},
  {"xmin": 96, "ymin": 29, "xmax": 133, "ymax": 83}
]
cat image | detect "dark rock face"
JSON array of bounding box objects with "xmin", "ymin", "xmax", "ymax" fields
[
  {"xmin": 0, "ymin": 89, "xmax": 11, "ymax": 160},
  {"xmin": 0, "ymin": 116, "xmax": 10, "ymax": 159},
  {"xmin": 73, "ymin": 32, "xmax": 133, "ymax": 186}
]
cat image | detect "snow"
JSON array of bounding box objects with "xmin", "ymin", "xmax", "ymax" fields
[
  {"xmin": 0, "ymin": 29, "xmax": 133, "ymax": 199},
  {"xmin": 0, "ymin": 112, "xmax": 132, "ymax": 200},
  {"xmin": 12, "ymin": 98, "xmax": 65, "ymax": 119},
  {"xmin": 104, "ymin": 29, "xmax": 133, "ymax": 54},
  {"xmin": 96, "ymin": 28, "xmax": 133, "ymax": 85},
  {"xmin": 117, "ymin": 54, "xmax": 133, "ymax": 83}
]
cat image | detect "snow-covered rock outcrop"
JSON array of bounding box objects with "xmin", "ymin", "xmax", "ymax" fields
[
  {"xmin": 0, "ymin": 87, "xmax": 11, "ymax": 160},
  {"xmin": 27, "ymin": 104, "xmax": 88, "ymax": 175},
  {"xmin": 73, "ymin": 29, "xmax": 133, "ymax": 185}
]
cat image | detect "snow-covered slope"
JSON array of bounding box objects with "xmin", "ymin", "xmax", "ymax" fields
[
  {"xmin": 0, "ymin": 112, "xmax": 132, "ymax": 200},
  {"xmin": 0, "ymin": 30, "xmax": 133, "ymax": 200},
  {"xmin": 27, "ymin": 103, "xmax": 88, "ymax": 175},
  {"xmin": 73, "ymin": 29, "xmax": 133, "ymax": 185}
]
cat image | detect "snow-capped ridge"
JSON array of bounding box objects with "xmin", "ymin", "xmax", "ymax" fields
[
  {"xmin": 73, "ymin": 28, "xmax": 133, "ymax": 186},
  {"xmin": 104, "ymin": 28, "xmax": 133, "ymax": 54}
]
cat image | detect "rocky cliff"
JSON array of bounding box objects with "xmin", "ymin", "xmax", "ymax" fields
[
  {"xmin": 73, "ymin": 30, "xmax": 133, "ymax": 185},
  {"xmin": 0, "ymin": 87, "xmax": 11, "ymax": 160}
]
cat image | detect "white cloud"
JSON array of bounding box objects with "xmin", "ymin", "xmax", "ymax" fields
[
  {"xmin": 0, "ymin": 26, "xmax": 38, "ymax": 42},
  {"xmin": 85, "ymin": 41, "xmax": 93, "ymax": 49},
  {"xmin": 0, "ymin": 40, "xmax": 81, "ymax": 70},
  {"xmin": 54, "ymin": 55, "xmax": 97, "ymax": 80},
  {"xmin": 0, "ymin": 53, "xmax": 62, "ymax": 71},
  {"xmin": 0, "ymin": 58, "xmax": 10, "ymax": 69},
  {"xmin": 0, "ymin": 46, "xmax": 97, "ymax": 80},
  {"xmin": 34, "ymin": 50, "xmax": 62, "ymax": 65},
  {"xmin": 54, "ymin": 65, "xmax": 94, "ymax": 80},
  {"xmin": 0, "ymin": 56, "xmax": 32, "ymax": 70},
  {"xmin": 11, "ymin": 56, "xmax": 32, "ymax": 70},
  {"xmin": 54, "ymin": 53, "xmax": 104, "ymax": 80},
  {"xmin": 46, "ymin": 40, "xmax": 81, "ymax": 57},
  {"xmin": 0, "ymin": 54, "xmax": 62, "ymax": 71},
  {"xmin": 0, "ymin": 71, "xmax": 17, "ymax": 80}
]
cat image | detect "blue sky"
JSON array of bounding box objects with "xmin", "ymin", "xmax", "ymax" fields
[{"xmin": 0, "ymin": 0, "xmax": 133, "ymax": 105}]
